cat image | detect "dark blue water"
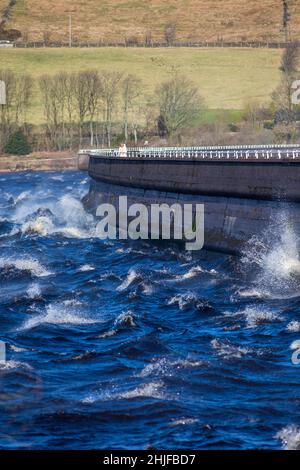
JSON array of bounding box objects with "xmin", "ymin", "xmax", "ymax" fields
[{"xmin": 1, "ymin": 171, "xmax": 300, "ymax": 450}]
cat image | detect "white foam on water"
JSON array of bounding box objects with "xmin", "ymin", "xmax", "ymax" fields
[
  {"xmin": 0, "ymin": 257, "xmax": 52, "ymax": 278},
  {"xmin": 139, "ymin": 357, "xmax": 206, "ymax": 378},
  {"xmin": 225, "ymin": 306, "xmax": 282, "ymax": 328},
  {"xmin": 114, "ymin": 310, "xmax": 136, "ymax": 327},
  {"xmin": 169, "ymin": 418, "xmax": 199, "ymax": 427},
  {"xmin": 0, "ymin": 360, "xmax": 32, "ymax": 371},
  {"xmin": 56, "ymin": 194, "xmax": 95, "ymax": 232},
  {"xmin": 53, "ymin": 226, "xmax": 92, "ymax": 239},
  {"xmin": 98, "ymin": 329, "xmax": 117, "ymax": 339},
  {"xmin": 62, "ymin": 299, "xmax": 83, "ymax": 307},
  {"xmin": 22, "ymin": 216, "xmax": 54, "ymax": 236},
  {"xmin": 286, "ymin": 321, "xmax": 300, "ymax": 332},
  {"xmin": 9, "ymin": 344, "xmax": 28, "ymax": 353},
  {"xmin": 117, "ymin": 381, "xmax": 165, "ymax": 400},
  {"xmin": 141, "ymin": 281, "xmax": 154, "ymax": 295},
  {"xmin": 168, "ymin": 292, "xmax": 210, "ymax": 311},
  {"xmin": 26, "ymin": 283, "xmax": 42, "ymax": 299},
  {"xmin": 51, "ymin": 175, "xmax": 64, "ymax": 182},
  {"xmin": 211, "ymin": 338, "xmax": 254, "ymax": 360},
  {"xmin": 174, "ymin": 265, "xmax": 204, "ymax": 281},
  {"xmin": 14, "ymin": 191, "xmax": 31, "ymax": 205},
  {"xmin": 13, "ymin": 191, "xmax": 97, "ymax": 240},
  {"xmin": 0, "ymin": 227, "xmax": 19, "ymax": 239},
  {"xmin": 20, "ymin": 302, "xmax": 100, "ymax": 330},
  {"xmin": 117, "ymin": 269, "xmax": 140, "ymax": 291},
  {"xmin": 78, "ymin": 264, "xmax": 95, "ymax": 272},
  {"xmin": 276, "ymin": 425, "xmax": 300, "ymax": 450},
  {"xmin": 235, "ymin": 288, "xmax": 267, "ymax": 299},
  {"xmin": 168, "ymin": 292, "xmax": 198, "ymax": 310},
  {"xmin": 241, "ymin": 214, "xmax": 300, "ymax": 299},
  {"xmin": 290, "ymin": 339, "xmax": 300, "ymax": 351},
  {"xmin": 82, "ymin": 381, "xmax": 166, "ymax": 404}
]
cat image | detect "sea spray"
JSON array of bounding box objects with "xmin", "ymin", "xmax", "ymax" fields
[{"xmin": 240, "ymin": 211, "xmax": 300, "ymax": 299}]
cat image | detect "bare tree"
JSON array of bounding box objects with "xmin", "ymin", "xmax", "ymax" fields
[
  {"xmin": 122, "ymin": 74, "xmax": 142, "ymax": 142},
  {"xmin": 73, "ymin": 71, "xmax": 93, "ymax": 147},
  {"xmin": 156, "ymin": 74, "xmax": 205, "ymax": 140},
  {"xmin": 0, "ymin": 70, "xmax": 15, "ymax": 149},
  {"xmin": 14, "ymin": 74, "xmax": 33, "ymax": 125},
  {"xmin": 85, "ymin": 70, "xmax": 102, "ymax": 147},
  {"xmin": 101, "ymin": 71, "xmax": 123, "ymax": 147},
  {"xmin": 43, "ymin": 29, "xmax": 51, "ymax": 46},
  {"xmin": 164, "ymin": 22, "xmax": 177, "ymax": 46},
  {"xmin": 272, "ymin": 40, "xmax": 300, "ymax": 125},
  {"xmin": 144, "ymin": 29, "xmax": 153, "ymax": 47},
  {"xmin": 39, "ymin": 74, "xmax": 60, "ymax": 150},
  {"xmin": 0, "ymin": 70, "xmax": 33, "ymax": 150},
  {"xmin": 65, "ymin": 73, "xmax": 77, "ymax": 149}
]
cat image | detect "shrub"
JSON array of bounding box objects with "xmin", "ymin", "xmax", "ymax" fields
[
  {"xmin": 4, "ymin": 129, "xmax": 32, "ymax": 155},
  {"xmin": 228, "ymin": 123, "xmax": 239, "ymax": 132},
  {"xmin": 263, "ymin": 120, "xmax": 275, "ymax": 130}
]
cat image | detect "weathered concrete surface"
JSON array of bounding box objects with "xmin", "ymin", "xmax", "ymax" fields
[
  {"xmin": 78, "ymin": 153, "xmax": 90, "ymax": 171},
  {"xmin": 83, "ymin": 179, "xmax": 300, "ymax": 254},
  {"xmin": 89, "ymin": 155, "xmax": 300, "ymax": 201}
]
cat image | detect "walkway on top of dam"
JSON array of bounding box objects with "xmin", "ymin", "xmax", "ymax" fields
[{"xmin": 80, "ymin": 145, "xmax": 300, "ymax": 162}]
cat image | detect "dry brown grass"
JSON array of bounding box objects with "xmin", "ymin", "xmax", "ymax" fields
[{"xmin": 0, "ymin": 0, "xmax": 299, "ymax": 43}]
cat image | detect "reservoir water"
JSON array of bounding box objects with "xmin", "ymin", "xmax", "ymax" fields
[{"xmin": 0, "ymin": 171, "xmax": 300, "ymax": 450}]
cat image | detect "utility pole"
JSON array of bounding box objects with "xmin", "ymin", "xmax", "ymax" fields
[
  {"xmin": 283, "ymin": 0, "xmax": 291, "ymax": 43},
  {"xmin": 69, "ymin": 14, "xmax": 72, "ymax": 48}
]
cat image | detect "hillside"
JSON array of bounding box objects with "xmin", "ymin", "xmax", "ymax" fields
[
  {"xmin": 0, "ymin": 0, "xmax": 299, "ymax": 44},
  {"xmin": 0, "ymin": 47, "xmax": 281, "ymax": 124}
]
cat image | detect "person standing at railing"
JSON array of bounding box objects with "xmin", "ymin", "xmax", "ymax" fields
[{"xmin": 119, "ymin": 143, "xmax": 127, "ymax": 157}]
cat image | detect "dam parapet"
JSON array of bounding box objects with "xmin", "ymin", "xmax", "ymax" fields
[
  {"xmin": 83, "ymin": 144, "xmax": 300, "ymax": 162},
  {"xmin": 82, "ymin": 145, "xmax": 300, "ymax": 253},
  {"xmin": 85, "ymin": 145, "xmax": 300, "ymax": 201}
]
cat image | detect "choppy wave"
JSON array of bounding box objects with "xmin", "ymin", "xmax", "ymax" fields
[
  {"xmin": 286, "ymin": 321, "xmax": 300, "ymax": 332},
  {"xmin": 78, "ymin": 264, "xmax": 95, "ymax": 272},
  {"xmin": 20, "ymin": 302, "xmax": 101, "ymax": 330},
  {"xmin": 14, "ymin": 191, "xmax": 31, "ymax": 205},
  {"xmin": 117, "ymin": 269, "xmax": 141, "ymax": 291},
  {"xmin": 117, "ymin": 381, "xmax": 165, "ymax": 400},
  {"xmin": 225, "ymin": 306, "xmax": 282, "ymax": 328},
  {"xmin": 22, "ymin": 216, "xmax": 55, "ymax": 236},
  {"xmin": 168, "ymin": 292, "xmax": 212, "ymax": 311},
  {"xmin": 170, "ymin": 418, "xmax": 199, "ymax": 427},
  {"xmin": 0, "ymin": 257, "xmax": 52, "ymax": 278},
  {"xmin": 241, "ymin": 214, "xmax": 300, "ymax": 299},
  {"xmin": 1, "ymin": 171, "xmax": 300, "ymax": 449},
  {"xmin": 276, "ymin": 425, "xmax": 300, "ymax": 450},
  {"xmin": 0, "ymin": 360, "xmax": 32, "ymax": 371},
  {"xmin": 12, "ymin": 192, "xmax": 97, "ymax": 240},
  {"xmin": 82, "ymin": 381, "xmax": 166, "ymax": 404},
  {"xmin": 211, "ymin": 339, "xmax": 256, "ymax": 360},
  {"xmin": 26, "ymin": 283, "xmax": 42, "ymax": 299},
  {"xmin": 114, "ymin": 310, "xmax": 136, "ymax": 327},
  {"xmin": 139, "ymin": 357, "xmax": 206, "ymax": 377}
]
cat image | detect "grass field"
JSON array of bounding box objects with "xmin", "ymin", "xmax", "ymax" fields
[
  {"xmin": 0, "ymin": 0, "xmax": 299, "ymax": 43},
  {"xmin": 0, "ymin": 47, "xmax": 282, "ymax": 124}
]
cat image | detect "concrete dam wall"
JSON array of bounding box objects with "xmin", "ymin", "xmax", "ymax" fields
[{"xmin": 82, "ymin": 146, "xmax": 300, "ymax": 254}]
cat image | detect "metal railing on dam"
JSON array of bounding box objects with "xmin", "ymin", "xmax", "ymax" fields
[{"xmin": 80, "ymin": 144, "xmax": 300, "ymax": 161}]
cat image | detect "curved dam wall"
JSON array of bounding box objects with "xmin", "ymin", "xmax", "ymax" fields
[{"xmin": 84, "ymin": 146, "xmax": 300, "ymax": 254}]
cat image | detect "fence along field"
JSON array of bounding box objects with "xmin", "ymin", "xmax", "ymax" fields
[{"xmin": 0, "ymin": 0, "xmax": 300, "ymax": 44}]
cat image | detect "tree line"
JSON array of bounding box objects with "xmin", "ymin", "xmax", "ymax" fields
[{"xmin": 0, "ymin": 69, "xmax": 205, "ymax": 153}]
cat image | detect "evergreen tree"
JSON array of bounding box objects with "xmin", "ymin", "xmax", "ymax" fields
[{"xmin": 4, "ymin": 129, "xmax": 32, "ymax": 155}]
